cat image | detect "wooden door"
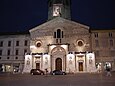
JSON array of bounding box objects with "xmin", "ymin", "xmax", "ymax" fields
[
  {"xmin": 79, "ymin": 62, "xmax": 83, "ymax": 71},
  {"xmin": 55, "ymin": 58, "xmax": 62, "ymax": 70}
]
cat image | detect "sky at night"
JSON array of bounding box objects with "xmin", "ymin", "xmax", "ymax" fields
[{"xmin": 0, "ymin": 0, "xmax": 115, "ymax": 32}]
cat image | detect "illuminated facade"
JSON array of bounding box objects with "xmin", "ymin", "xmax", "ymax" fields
[
  {"xmin": 0, "ymin": 0, "xmax": 115, "ymax": 73},
  {"xmin": 23, "ymin": 0, "xmax": 96, "ymax": 73}
]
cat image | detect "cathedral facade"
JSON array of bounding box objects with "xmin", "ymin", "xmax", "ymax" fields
[
  {"xmin": 23, "ymin": 0, "xmax": 98, "ymax": 73},
  {"xmin": 23, "ymin": 17, "xmax": 96, "ymax": 73},
  {"xmin": 0, "ymin": 0, "xmax": 115, "ymax": 73}
]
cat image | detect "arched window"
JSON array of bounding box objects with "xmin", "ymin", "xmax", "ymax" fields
[
  {"xmin": 57, "ymin": 29, "xmax": 61, "ymax": 38},
  {"xmin": 54, "ymin": 32, "xmax": 56, "ymax": 38},
  {"xmin": 53, "ymin": 29, "xmax": 64, "ymax": 41}
]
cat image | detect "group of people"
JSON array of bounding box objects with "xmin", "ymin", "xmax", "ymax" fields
[{"xmin": 97, "ymin": 64, "xmax": 112, "ymax": 76}]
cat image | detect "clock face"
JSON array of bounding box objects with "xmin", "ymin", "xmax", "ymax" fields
[{"xmin": 53, "ymin": 5, "xmax": 61, "ymax": 16}]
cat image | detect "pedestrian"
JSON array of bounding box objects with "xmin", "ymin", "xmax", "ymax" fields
[
  {"xmin": 106, "ymin": 67, "xmax": 112, "ymax": 76},
  {"xmin": 45, "ymin": 68, "xmax": 48, "ymax": 76},
  {"xmin": 97, "ymin": 64, "xmax": 101, "ymax": 73}
]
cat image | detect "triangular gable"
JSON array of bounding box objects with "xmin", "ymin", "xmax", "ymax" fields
[
  {"xmin": 29, "ymin": 17, "xmax": 89, "ymax": 33},
  {"xmin": 29, "ymin": 17, "xmax": 90, "ymax": 39}
]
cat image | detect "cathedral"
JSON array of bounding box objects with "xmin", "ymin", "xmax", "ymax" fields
[
  {"xmin": 23, "ymin": 0, "xmax": 97, "ymax": 73},
  {"xmin": 0, "ymin": 0, "xmax": 115, "ymax": 73}
]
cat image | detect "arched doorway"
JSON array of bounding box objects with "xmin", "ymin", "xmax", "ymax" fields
[
  {"xmin": 51, "ymin": 46, "xmax": 66, "ymax": 71},
  {"xmin": 55, "ymin": 58, "xmax": 62, "ymax": 70}
]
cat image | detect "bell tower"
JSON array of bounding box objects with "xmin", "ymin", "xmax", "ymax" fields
[{"xmin": 48, "ymin": 0, "xmax": 71, "ymax": 20}]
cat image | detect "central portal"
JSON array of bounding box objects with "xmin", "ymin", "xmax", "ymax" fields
[
  {"xmin": 55, "ymin": 58, "xmax": 62, "ymax": 70},
  {"xmin": 51, "ymin": 46, "xmax": 67, "ymax": 71}
]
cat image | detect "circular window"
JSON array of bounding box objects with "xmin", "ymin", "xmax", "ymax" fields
[
  {"xmin": 36, "ymin": 42, "xmax": 41, "ymax": 47},
  {"xmin": 77, "ymin": 40, "xmax": 84, "ymax": 46}
]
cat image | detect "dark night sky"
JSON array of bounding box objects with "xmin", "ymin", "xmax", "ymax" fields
[{"xmin": 0, "ymin": 0, "xmax": 115, "ymax": 32}]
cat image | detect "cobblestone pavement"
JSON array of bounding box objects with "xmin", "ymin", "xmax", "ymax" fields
[{"xmin": 0, "ymin": 72, "xmax": 115, "ymax": 86}]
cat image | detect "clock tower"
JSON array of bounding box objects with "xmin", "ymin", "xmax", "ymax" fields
[{"xmin": 48, "ymin": 0, "xmax": 71, "ymax": 20}]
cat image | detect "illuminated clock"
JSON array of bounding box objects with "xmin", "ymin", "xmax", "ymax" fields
[{"xmin": 53, "ymin": 5, "xmax": 61, "ymax": 16}]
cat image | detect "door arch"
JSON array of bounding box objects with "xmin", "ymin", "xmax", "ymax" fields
[
  {"xmin": 55, "ymin": 58, "xmax": 62, "ymax": 70},
  {"xmin": 51, "ymin": 46, "xmax": 66, "ymax": 71}
]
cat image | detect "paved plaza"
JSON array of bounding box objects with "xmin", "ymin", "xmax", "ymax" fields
[{"xmin": 0, "ymin": 72, "xmax": 115, "ymax": 86}]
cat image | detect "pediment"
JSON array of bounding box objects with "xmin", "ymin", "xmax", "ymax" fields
[{"xmin": 29, "ymin": 17, "xmax": 90, "ymax": 38}]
